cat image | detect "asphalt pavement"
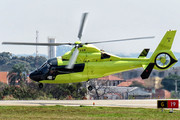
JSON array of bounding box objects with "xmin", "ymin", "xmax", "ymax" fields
[{"xmin": 0, "ymin": 100, "xmax": 160, "ymax": 108}]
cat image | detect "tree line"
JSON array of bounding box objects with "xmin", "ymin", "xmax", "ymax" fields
[
  {"xmin": 0, "ymin": 52, "xmax": 47, "ymax": 72},
  {"xmin": 0, "ymin": 82, "xmax": 87, "ymax": 100},
  {"xmin": 0, "ymin": 52, "xmax": 87, "ymax": 100}
]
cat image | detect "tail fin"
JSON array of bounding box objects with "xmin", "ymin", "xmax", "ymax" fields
[
  {"xmin": 141, "ymin": 30, "xmax": 178, "ymax": 79},
  {"xmin": 138, "ymin": 49, "xmax": 150, "ymax": 58}
]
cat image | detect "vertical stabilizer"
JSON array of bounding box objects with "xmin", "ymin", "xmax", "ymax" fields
[{"xmin": 141, "ymin": 30, "xmax": 178, "ymax": 79}]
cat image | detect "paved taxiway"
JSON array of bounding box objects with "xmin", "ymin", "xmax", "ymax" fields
[
  {"xmin": 0, "ymin": 100, "xmax": 180, "ymax": 109},
  {"xmin": 0, "ymin": 100, "xmax": 164, "ymax": 108}
]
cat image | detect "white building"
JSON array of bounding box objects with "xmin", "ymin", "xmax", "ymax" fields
[{"xmin": 48, "ymin": 37, "xmax": 56, "ymax": 59}]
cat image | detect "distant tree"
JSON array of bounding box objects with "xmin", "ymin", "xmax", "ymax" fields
[
  {"xmin": 7, "ymin": 73, "xmax": 17, "ymax": 86},
  {"xmin": 0, "ymin": 52, "xmax": 12, "ymax": 65},
  {"xmin": 73, "ymin": 82, "xmax": 82, "ymax": 97},
  {"xmin": 0, "ymin": 56, "xmax": 9, "ymax": 65},
  {"xmin": 0, "ymin": 52, "xmax": 12, "ymax": 59},
  {"xmin": 50, "ymin": 84, "xmax": 71, "ymax": 99},
  {"xmin": 36, "ymin": 56, "xmax": 47, "ymax": 68},
  {"xmin": 161, "ymin": 74, "xmax": 180, "ymax": 91},
  {"xmin": 0, "ymin": 85, "xmax": 45, "ymax": 100},
  {"xmin": 79, "ymin": 87, "xmax": 87, "ymax": 97},
  {"xmin": 0, "ymin": 82, "xmax": 7, "ymax": 92},
  {"xmin": 25, "ymin": 55, "xmax": 47, "ymax": 71},
  {"xmin": 72, "ymin": 82, "xmax": 87, "ymax": 99},
  {"xmin": 7, "ymin": 63, "xmax": 29, "ymax": 86},
  {"xmin": 12, "ymin": 56, "xmax": 18, "ymax": 60},
  {"xmin": 0, "ymin": 52, "xmax": 47, "ymax": 72},
  {"xmin": 129, "ymin": 81, "xmax": 146, "ymax": 88},
  {"xmin": 49, "ymin": 83, "xmax": 86, "ymax": 100}
]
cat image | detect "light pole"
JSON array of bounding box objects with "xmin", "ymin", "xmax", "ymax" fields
[{"xmin": 175, "ymin": 80, "xmax": 180, "ymax": 98}]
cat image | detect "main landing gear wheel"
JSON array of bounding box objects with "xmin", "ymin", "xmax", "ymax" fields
[
  {"xmin": 39, "ymin": 83, "xmax": 44, "ymax": 88},
  {"xmin": 88, "ymin": 85, "xmax": 93, "ymax": 91}
]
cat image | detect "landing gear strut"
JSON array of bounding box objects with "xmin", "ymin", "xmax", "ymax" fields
[{"xmin": 39, "ymin": 83, "xmax": 44, "ymax": 88}]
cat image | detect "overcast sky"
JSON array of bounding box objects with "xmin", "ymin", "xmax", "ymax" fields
[{"xmin": 0, "ymin": 0, "xmax": 180, "ymax": 56}]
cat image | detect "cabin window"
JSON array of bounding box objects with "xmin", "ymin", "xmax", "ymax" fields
[
  {"xmin": 62, "ymin": 59, "xmax": 69, "ymax": 61},
  {"xmin": 52, "ymin": 63, "xmax": 85, "ymax": 75},
  {"xmin": 101, "ymin": 53, "xmax": 110, "ymax": 59}
]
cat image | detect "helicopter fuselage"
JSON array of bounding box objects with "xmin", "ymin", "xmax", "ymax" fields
[
  {"xmin": 29, "ymin": 44, "xmax": 149, "ymax": 84},
  {"xmin": 29, "ymin": 30, "xmax": 178, "ymax": 84}
]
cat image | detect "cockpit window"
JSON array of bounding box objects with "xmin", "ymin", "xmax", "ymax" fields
[
  {"xmin": 38, "ymin": 62, "xmax": 47, "ymax": 70},
  {"xmin": 47, "ymin": 58, "xmax": 57, "ymax": 66},
  {"xmin": 47, "ymin": 63, "xmax": 50, "ymax": 68}
]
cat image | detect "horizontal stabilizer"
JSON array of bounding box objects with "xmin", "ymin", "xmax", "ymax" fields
[{"xmin": 138, "ymin": 49, "xmax": 150, "ymax": 58}]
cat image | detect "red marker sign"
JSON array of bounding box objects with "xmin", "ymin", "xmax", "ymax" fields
[
  {"xmin": 157, "ymin": 100, "xmax": 179, "ymax": 108},
  {"xmin": 168, "ymin": 100, "xmax": 179, "ymax": 108}
]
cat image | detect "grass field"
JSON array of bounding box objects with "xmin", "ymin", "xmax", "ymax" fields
[{"xmin": 0, "ymin": 105, "xmax": 180, "ymax": 120}]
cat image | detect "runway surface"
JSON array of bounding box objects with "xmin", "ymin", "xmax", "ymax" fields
[{"xmin": 0, "ymin": 99, "xmax": 167, "ymax": 108}]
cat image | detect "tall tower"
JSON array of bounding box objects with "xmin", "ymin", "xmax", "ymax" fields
[{"xmin": 48, "ymin": 37, "xmax": 56, "ymax": 59}]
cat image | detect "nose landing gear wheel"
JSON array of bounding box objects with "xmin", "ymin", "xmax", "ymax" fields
[
  {"xmin": 39, "ymin": 83, "xmax": 44, "ymax": 88},
  {"xmin": 88, "ymin": 85, "xmax": 93, "ymax": 91}
]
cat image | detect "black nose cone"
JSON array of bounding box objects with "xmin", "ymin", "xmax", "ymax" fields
[{"xmin": 29, "ymin": 71, "xmax": 40, "ymax": 82}]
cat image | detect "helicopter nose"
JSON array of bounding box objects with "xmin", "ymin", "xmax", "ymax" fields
[{"xmin": 29, "ymin": 71, "xmax": 40, "ymax": 82}]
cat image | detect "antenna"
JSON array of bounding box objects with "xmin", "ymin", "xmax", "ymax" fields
[{"xmin": 36, "ymin": 30, "xmax": 39, "ymax": 69}]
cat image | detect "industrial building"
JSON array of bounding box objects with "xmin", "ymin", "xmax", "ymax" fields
[{"xmin": 48, "ymin": 37, "xmax": 56, "ymax": 59}]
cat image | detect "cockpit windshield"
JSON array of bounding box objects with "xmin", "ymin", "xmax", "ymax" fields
[
  {"xmin": 37, "ymin": 61, "xmax": 51, "ymax": 75},
  {"xmin": 38, "ymin": 62, "xmax": 47, "ymax": 70},
  {"xmin": 38, "ymin": 61, "xmax": 50, "ymax": 70}
]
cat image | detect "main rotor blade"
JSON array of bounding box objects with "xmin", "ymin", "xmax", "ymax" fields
[
  {"xmin": 78, "ymin": 13, "xmax": 88, "ymax": 40},
  {"xmin": 65, "ymin": 47, "xmax": 79, "ymax": 69},
  {"xmin": 2, "ymin": 36, "xmax": 154, "ymax": 46},
  {"xmin": 84, "ymin": 36, "xmax": 155, "ymax": 44},
  {"xmin": 2, "ymin": 42, "xmax": 72, "ymax": 46}
]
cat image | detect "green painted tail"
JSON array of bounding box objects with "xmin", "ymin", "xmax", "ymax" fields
[
  {"xmin": 150, "ymin": 30, "xmax": 177, "ymax": 70},
  {"xmin": 141, "ymin": 30, "xmax": 178, "ymax": 79},
  {"xmin": 138, "ymin": 49, "xmax": 150, "ymax": 58}
]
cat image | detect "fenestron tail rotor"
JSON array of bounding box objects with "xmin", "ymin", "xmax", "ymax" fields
[{"xmin": 155, "ymin": 53, "xmax": 171, "ymax": 69}]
